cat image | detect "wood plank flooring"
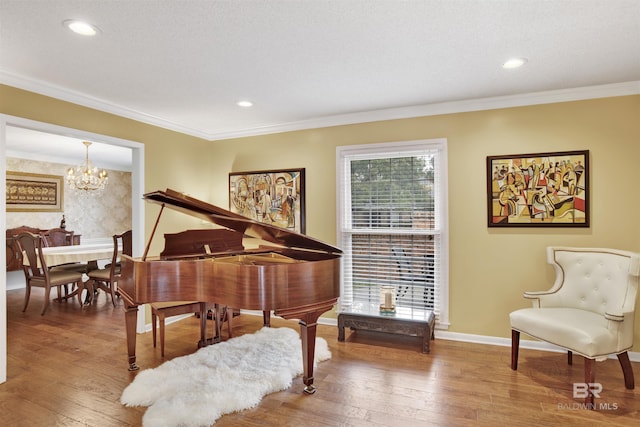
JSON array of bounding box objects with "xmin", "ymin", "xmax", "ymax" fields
[{"xmin": 1, "ymin": 288, "xmax": 639, "ymax": 426}]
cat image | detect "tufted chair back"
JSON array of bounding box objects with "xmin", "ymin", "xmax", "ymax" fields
[
  {"xmin": 539, "ymin": 247, "xmax": 639, "ymax": 317},
  {"xmin": 509, "ymin": 246, "xmax": 640, "ymax": 408}
]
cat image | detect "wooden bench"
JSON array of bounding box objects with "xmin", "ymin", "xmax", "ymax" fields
[{"xmin": 338, "ymin": 305, "xmax": 435, "ymax": 353}]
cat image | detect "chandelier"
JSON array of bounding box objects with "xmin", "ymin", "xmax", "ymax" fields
[{"xmin": 66, "ymin": 141, "xmax": 108, "ymax": 192}]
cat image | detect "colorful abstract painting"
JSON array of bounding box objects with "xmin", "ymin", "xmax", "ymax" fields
[
  {"xmin": 229, "ymin": 168, "xmax": 305, "ymax": 233},
  {"xmin": 487, "ymin": 151, "xmax": 589, "ymax": 227}
]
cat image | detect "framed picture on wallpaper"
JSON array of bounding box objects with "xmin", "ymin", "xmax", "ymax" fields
[
  {"xmin": 229, "ymin": 168, "xmax": 306, "ymax": 234},
  {"xmin": 6, "ymin": 171, "xmax": 64, "ymax": 212},
  {"xmin": 487, "ymin": 150, "xmax": 589, "ymax": 227}
]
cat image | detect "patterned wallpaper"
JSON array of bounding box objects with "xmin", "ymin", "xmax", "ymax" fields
[{"xmin": 6, "ymin": 158, "xmax": 132, "ymax": 240}]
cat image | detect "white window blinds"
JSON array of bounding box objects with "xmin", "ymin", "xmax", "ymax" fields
[{"xmin": 337, "ymin": 139, "xmax": 449, "ymax": 326}]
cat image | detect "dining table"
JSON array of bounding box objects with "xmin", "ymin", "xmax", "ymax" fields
[
  {"xmin": 22, "ymin": 242, "xmax": 116, "ymax": 268},
  {"xmin": 21, "ymin": 242, "xmax": 116, "ymax": 304}
]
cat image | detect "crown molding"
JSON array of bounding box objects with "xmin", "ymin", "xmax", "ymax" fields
[
  {"xmin": 0, "ymin": 70, "xmax": 211, "ymax": 139},
  {"xmin": 2, "ymin": 69, "xmax": 638, "ymax": 142},
  {"xmin": 212, "ymin": 81, "xmax": 640, "ymax": 140}
]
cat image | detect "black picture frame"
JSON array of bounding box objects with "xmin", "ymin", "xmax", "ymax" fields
[
  {"xmin": 487, "ymin": 150, "xmax": 589, "ymax": 227},
  {"xmin": 229, "ymin": 168, "xmax": 306, "ymax": 234}
]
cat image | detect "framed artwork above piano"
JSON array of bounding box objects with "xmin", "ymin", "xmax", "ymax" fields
[{"xmin": 229, "ymin": 168, "xmax": 306, "ymax": 234}]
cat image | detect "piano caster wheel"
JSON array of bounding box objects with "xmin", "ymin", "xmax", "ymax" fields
[
  {"xmin": 303, "ymin": 385, "xmax": 316, "ymax": 395},
  {"xmin": 128, "ymin": 363, "xmax": 140, "ymax": 371}
]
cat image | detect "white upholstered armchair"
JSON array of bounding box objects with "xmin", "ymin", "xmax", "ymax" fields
[{"xmin": 510, "ymin": 246, "xmax": 640, "ymax": 407}]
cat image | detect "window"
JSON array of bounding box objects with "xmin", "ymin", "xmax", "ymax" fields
[{"xmin": 336, "ymin": 139, "xmax": 449, "ymax": 327}]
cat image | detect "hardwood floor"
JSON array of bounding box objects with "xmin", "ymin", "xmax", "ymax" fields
[{"xmin": 1, "ymin": 288, "xmax": 639, "ymax": 426}]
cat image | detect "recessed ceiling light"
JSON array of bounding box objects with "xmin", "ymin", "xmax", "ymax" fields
[
  {"xmin": 63, "ymin": 19, "xmax": 100, "ymax": 36},
  {"xmin": 503, "ymin": 57, "xmax": 528, "ymax": 69},
  {"xmin": 237, "ymin": 101, "xmax": 253, "ymax": 108}
]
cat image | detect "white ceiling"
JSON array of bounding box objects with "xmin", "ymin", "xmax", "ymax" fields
[
  {"xmin": 5, "ymin": 126, "xmax": 133, "ymax": 171},
  {"xmin": 1, "ymin": 0, "xmax": 639, "ymax": 164}
]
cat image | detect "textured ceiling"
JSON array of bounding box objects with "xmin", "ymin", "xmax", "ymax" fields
[
  {"xmin": 5, "ymin": 126, "xmax": 133, "ymax": 171},
  {"xmin": 1, "ymin": 0, "xmax": 639, "ymax": 147}
]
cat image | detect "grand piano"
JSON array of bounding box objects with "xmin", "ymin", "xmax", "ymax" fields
[{"xmin": 118, "ymin": 189, "xmax": 342, "ymax": 394}]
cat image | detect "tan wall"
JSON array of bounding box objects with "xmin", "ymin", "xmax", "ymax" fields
[
  {"xmin": 210, "ymin": 95, "xmax": 640, "ymax": 348},
  {"xmin": 0, "ymin": 85, "xmax": 211, "ymax": 255},
  {"xmin": 3, "ymin": 85, "xmax": 640, "ymax": 350}
]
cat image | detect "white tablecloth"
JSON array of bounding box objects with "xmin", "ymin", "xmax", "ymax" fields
[{"xmin": 22, "ymin": 243, "xmax": 115, "ymax": 267}]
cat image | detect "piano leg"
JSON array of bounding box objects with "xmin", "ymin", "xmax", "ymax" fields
[
  {"xmin": 124, "ymin": 303, "xmax": 140, "ymax": 371},
  {"xmin": 277, "ymin": 301, "xmax": 336, "ymax": 394},
  {"xmin": 298, "ymin": 316, "xmax": 318, "ymax": 395}
]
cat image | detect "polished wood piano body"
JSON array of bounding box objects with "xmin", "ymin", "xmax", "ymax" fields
[{"xmin": 118, "ymin": 189, "xmax": 341, "ymax": 394}]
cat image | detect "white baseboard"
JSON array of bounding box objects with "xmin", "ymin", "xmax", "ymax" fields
[
  {"xmin": 142, "ymin": 313, "xmax": 194, "ymax": 333},
  {"xmin": 435, "ymin": 330, "xmax": 640, "ymax": 363},
  {"xmin": 5, "ymin": 301, "xmax": 638, "ymax": 362},
  {"xmin": 313, "ymin": 314, "xmax": 640, "ymax": 363}
]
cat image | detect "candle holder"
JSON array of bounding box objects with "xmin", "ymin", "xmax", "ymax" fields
[{"xmin": 379, "ymin": 285, "xmax": 396, "ymax": 314}]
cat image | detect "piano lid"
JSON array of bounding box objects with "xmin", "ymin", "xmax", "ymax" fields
[{"xmin": 144, "ymin": 188, "xmax": 342, "ymax": 254}]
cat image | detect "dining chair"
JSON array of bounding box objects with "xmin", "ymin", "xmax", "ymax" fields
[
  {"xmin": 15, "ymin": 232, "xmax": 85, "ymax": 315},
  {"xmin": 43, "ymin": 228, "xmax": 74, "ymax": 247},
  {"xmin": 42, "ymin": 227, "xmax": 90, "ymax": 278},
  {"xmin": 86, "ymin": 230, "xmax": 132, "ymax": 306},
  {"xmin": 510, "ymin": 246, "xmax": 639, "ymax": 407},
  {"xmin": 150, "ymin": 301, "xmax": 207, "ymax": 357}
]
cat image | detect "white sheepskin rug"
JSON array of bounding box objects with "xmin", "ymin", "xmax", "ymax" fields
[{"xmin": 120, "ymin": 327, "xmax": 331, "ymax": 427}]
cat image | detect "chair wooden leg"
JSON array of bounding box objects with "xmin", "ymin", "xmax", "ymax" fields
[
  {"xmin": 617, "ymin": 351, "xmax": 635, "ymax": 390},
  {"xmin": 76, "ymin": 280, "xmax": 86, "ymax": 307},
  {"xmin": 22, "ymin": 284, "xmax": 31, "ymax": 312},
  {"xmin": 568, "ymin": 350, "xmax": 573, "ymax": 365},
  {"xmin": 41, "ymin": 286, "xmax": 52, "ymax": 315},
  {"xmin": 263, "ymin": 310, "xmax": 271, "ymax": 327},
  {"xmin": 584, "ymin": 357, "xmax": 595, "ymax": 408},
  {"xmin": 83, "ymin": 279, "xmax": 95, "ymax": 305},
  {"xmin": 159, "ymin": 313, "xmax": 166, "ymax": 357},
  {"xmin": 108, "ymin": 281, "xmax": 117, "ymax": 307},
  {"xmin": 511, "ymin": 329, "xmax": 520, "ymax": 370},
  {"xmin": 152, "ymin": 312, "xmax": 158, "ymax": 348}
]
